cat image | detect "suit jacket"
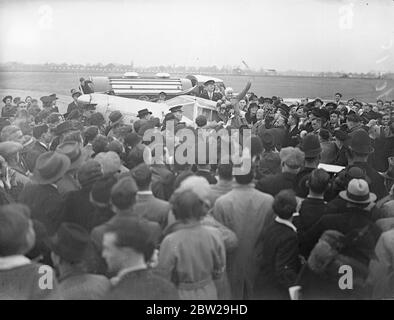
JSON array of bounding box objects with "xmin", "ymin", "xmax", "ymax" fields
[
  {"xmin": 349, "ymin": 161, "xmax": 387, "ymax": 200},
  {"xmin": 133, "ymin": 192, "xmax": 170, "ymax": 230},
  {"xmin": 300, "ymin": 207, "xmax": 382, "ymax": 264},
  {"xmin": 320, "ymin": 141, "xmax": 337, "ymax": 164},
  {"xmin": 254, "ymin": 219, "xmax": 300, "ymax": 300},
  {"xmin": 298, "ymin": 197, "xmax": 328, "ymax": 234},
  {"xmin": 61, "ymin": 187, "xmax": 96, "ymax": 232},
  {"xmin": 58, "ymin": 270, "xmax": 110, "ymax": 300},
  {"xmin": 19, "ymin": 183, "xmax": 64, "ymax": 235},
  {"xmin": 106, "ymin": 268, "xmax": 179, "ymax": 300},
  {"xmin": 256, "ymin": 172, "xmax": 297, "ymax": 197},
  {"xmin": 21, "ymin": 141, "xmax": 47, "ymax": 173},
  {"xmin": 199, "ymin": 90, "xmax": 223, "ymax": 102}
]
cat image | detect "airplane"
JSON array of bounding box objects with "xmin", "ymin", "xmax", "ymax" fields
[{"xmin": 77, "ymin": 92, "xmax": 218, "ymax": 127}]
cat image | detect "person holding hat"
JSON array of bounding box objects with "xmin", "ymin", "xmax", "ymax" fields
[
  {"xmin": 19, "ymin": 151, "xmax": 71, "ymax": 235},
  {"xmin": 199, "ymin": 80, "xmax": 223, "ymax": 102},
  {"xmin": 60, "ymin": 159, "xmax": 103, "ymax": 232},
  {"xmin": 49, "ymin": 222, "xmax": 110, "ymax": 300},
  {"xmin": 66, "ymin": 91, "xmax": 82, "ymax": 116},
  {"xmin": 137, "ymin": 108, "xmax": 152, "ymax": 121},
  {"xmin": 346, "ymin": 129, "xmax": 387, "ymax": 200},
  {"xmin": 56, "ymin": 141, "xmax": 85, "ymax": 195},
  {"xmin": 295, "ymin": 134, "xmax": 322, "ymax": 198},
  {"xmin": 256, "ymin": 147, "xmax": 305, "ymax": 197},
  {"xmin": 301, "ymin": 178, "xmax": 381, "ymax": 266}
]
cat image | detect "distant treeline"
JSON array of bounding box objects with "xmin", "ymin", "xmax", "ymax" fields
[{"xmin": 0, "ymin": 62, "xmax": 392, "ymax": 79}]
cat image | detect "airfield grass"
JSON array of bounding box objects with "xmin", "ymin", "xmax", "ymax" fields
[{"xmin": 0, "ymin": 71, "xmax": 393, "ymax": 104}]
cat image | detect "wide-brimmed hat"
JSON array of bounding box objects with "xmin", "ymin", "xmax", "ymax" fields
[
  {"xmin": 0, "ymin": 141, "xmax": 23, "ymax": 158},
  {"xmin": 49, "ymin": 93, "xmax": 59, "ymax": 101},
  {"xmin": 2, "ymin": 95, "xmax": 12, "ymax": 104},
  {"xmin": 339, "ymin": 178, "xmax": 377, "ymax": 204},
  {"xmin": 77, "ymin": 159, "xmax": 103, "ymax": 187},
  {"xmin": 56, "ymin": 141, "xmax": 85, "ymax": 171},
  {"xmin": 32, "ymin": 151, "xmax": 71, "ymax": 184},
  {"xmin": 137, "ymin": 108, "xmax": 152, "ymax": 118},
  {"xmin": 280, "ymin": 147, "xmax": 305, "ymax": 169},
  {"xmin": 349, "ymin": 129, "xmax": 374, "ymax": 154},
  {"xmin": 300, "ymin": 133, "xmax": 322, "ymax": 158},
  {"xmin": 48, "ymin": 223, "xmax": 90, "ymax": 263}
]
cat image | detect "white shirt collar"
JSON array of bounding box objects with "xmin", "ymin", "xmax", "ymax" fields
[
  {"xmin": 0, "ymin": 255, "xmax": 31, "ymax": 270},
  {"xmin": 275, "ymin": 216, "xmax": 297, "ymax": 232},
  {"xmin": 111, "ymin": 264, "xmax": 147, "ymax": 285},
  {"xmin": 137, "ymin": 191, "xmax": 153, "ymax": 195}
]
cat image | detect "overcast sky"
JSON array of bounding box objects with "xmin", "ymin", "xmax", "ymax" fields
[{"xmin": 0, "ymin": 0, "xmax": 393, "ymax": 72}]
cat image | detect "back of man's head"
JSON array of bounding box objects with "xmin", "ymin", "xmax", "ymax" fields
[
  {"xmin": 0, "ymin": 204, "xmax": 32, "ymax": 256},
  {"xmin": 308, "ymin": 168, "xmax": 330, "ymax": 195},
  {"xmin": 111, "ymin": 177, "xmax": 138, "ymax": 211},
  {"xmin": 234, "ymin": 168, "xmax": 254, "ymax": 185},
  {"xmin": 131, "ymin": 163, "xmax": 152, "ymax": 190},
  {"xmin": 218, "ymin": 162, "xmax": 233, "ymax": 181}
]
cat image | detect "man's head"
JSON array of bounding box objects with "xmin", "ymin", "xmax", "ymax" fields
[
  {"xmin": 110, "ymin": 177, "xmax": 138, "ymax": 212},
  {"xmin": 2, "ymin": 96, "xmax": 12, "ymax": 106},
  {"xmin": 318, "ymin": 129, "xmax": 330, "ymax": 142},
  {"xmin": 256, "ymin": 108, "xmax": 265, "ymax": 120},
  {"xmin": 33, "ymin": 124, "xmax": 52, "ymax": 144},
  {"xmin": 335, "ymin": 93, "xmax": 342, "ymax": 102},
  {"xmin": 377, "ymin": 100, "xmax": 383, "ymax": 109},
  {"xmin": 169, "ymin": 105, "xmax": 183, "ymax": 121},
  {"xmin": 217, "ymin": 161, "xmax": 233, "ymax": 181},
  {"xmin": 1, "ymin": 125, "xmax": 24, "ymax": 143},
  {"xmin": 273, "ymin": 190, "xmax": 297, "ymax": 221},
  {"xmin": 102, "ymin": 218, "xmax": 157, "ymax": 274},
  {"xmin": 363, "ymin": 104, "xmax": 372, "ymax": 113},
  {"xmin": 381, "ymin": 114, "xmax": 391, "ymax": 126},
  {"xmin": 131, "ymin": 163, "xmax": 152, "ymax": 191},
  {"xmin": 0, "ymin": 204, "xmax": 35, "ymax": 257},
  {"xmin": 307, "ymin": 168, "xmax": 330, "ymax": 195},
  {"xmin": 301, "ymin": 97, "xmax": 309, "ymax": 106},
  {"xmin": 248, "ymin": 103, "xmax": 259, "ymax": 116},
  {"xmin": 205, "ymin": 80, "xmax": 215, "ymax": 92},
  {"xmin": 279, "ymin": 147, "xmax": 305, "ymax": 174},
  {"xmin": 346, "ymin": 113, "xmax": 361, "ymax": 130},
  {"xmin": 311, "ymin": 117, "xmax": 322, "ymax": 131},
  {"xmin": 296, "ymin": 106, "xmax": 307, "ymax": 118},
  {"xmin": 330, "ymin": 110, "xmax": 340, "ymax": 124}
]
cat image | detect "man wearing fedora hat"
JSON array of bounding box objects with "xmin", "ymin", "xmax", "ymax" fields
[
  {"xmin": 301, "ymin": 178, "xmax": 381, "ymax": 265},
  {"xmin": 19, "ymin": 151, "xmax": 71, "ymax": 235},
  {"xmin": 56, "ymin": 141, "xmax": 85, "ymax": 195},
  {"xmin": 50, "ymin": 223, "xmax": 110, "ymax": 300},
  {"xmin": 296, "ymin": 134, "xmax": 322, "ymax": 198},
  {"xmin": 137, "ymin": 108, "xmax": 152, "ymax": 121},
  {"xmin": 346, "ymin": 129, "xmax": 387, "ymax": 200}
]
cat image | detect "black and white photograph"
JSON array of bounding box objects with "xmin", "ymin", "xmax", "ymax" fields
[{"xmin": 0, "ymin": 0, "xmax": 393, "ymax": 304}]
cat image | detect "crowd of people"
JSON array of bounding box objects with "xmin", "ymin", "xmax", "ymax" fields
[{"xmin": 0, "ymin": 80, "xmax": 394, "ymax": 300}]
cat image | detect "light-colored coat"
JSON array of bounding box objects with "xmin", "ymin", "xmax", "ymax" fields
[{"xmin": 213, "ymin": 183, "xmax": 274, "ymax": 299}]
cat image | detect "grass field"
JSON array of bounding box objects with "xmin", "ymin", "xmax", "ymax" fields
[{"xmin": 0, "ymin": 71, "xmax": 393, "ymax": 106}]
